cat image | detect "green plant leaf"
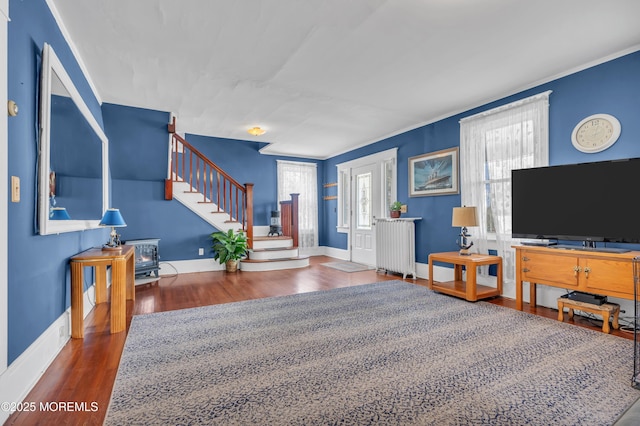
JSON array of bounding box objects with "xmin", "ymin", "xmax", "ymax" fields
[{"xmin": 210, "ymin": 228, "xmax": 249, "ymax": 265}]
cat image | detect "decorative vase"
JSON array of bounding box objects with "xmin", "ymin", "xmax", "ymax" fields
[
  {"xmin": 225, "ymin": 259, "xmax": 239, "ymax": 272},
  {"xmin": 390, "ymin": 210, "xmax": 401, "ymax": 218}
]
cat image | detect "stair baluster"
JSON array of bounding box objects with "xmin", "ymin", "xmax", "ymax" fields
[{"xmin": 166, "ymin": 117, "xmax": 254, "ymax": 249}]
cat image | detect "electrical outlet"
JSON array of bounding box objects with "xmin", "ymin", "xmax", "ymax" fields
[
  {"xmin": 198, "ymin": 248, "xmax": 204, "ymax": 256},
  {"xmin": 400, "ymin": 204, "xmax": 407, "ymax": 213},
  {"xmin": 59, "ymin": 325, "xmax": 65, "ymax": 337}
]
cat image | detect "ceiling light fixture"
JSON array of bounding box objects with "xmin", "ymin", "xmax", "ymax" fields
[{"xmin": 247, "ymin": 126, "xmax": 266, "ymax": 136}]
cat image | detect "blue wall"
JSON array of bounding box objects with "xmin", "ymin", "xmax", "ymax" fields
[
  {"xmin": 323, "ymin": 50, "xmax": 640, "ymax": 263},
  {"xmin": 103, "ymin": 103, "xmax": 325, "ymax": 260},
  {"xmin": 185, "ymin": 134, "xmax": 324, "ymax": 231},
  {"xmin": 104, "ymin": 103, "xmax": 218, "ymax": 260},
  {"xmin": 6, "ymin": 0, "xmax": 640, "ymax": 367},
  {"xmin": 7, "ymin": 0, "xmax": 109, "ymax": 363}
]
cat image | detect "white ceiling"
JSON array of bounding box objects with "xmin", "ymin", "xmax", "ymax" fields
[{"xmin": 50, "ymin": 0, "xmax": 640, "ymax": 159}]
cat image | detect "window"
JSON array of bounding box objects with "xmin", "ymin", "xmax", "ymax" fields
[
  {"xmin": 382, "ymin": 158, "xmax": 395, "ymax": 214},
  {"xmin": 356, "ymin": 172, "xmax": 372, "ymax": 229},
  {"xmin": 277, "ymin": 160, "xmax": 318, "ymax": 248},
  {"xmin": 338, "ymin": 169, "xmax": 349, "ymax": 229},
  {"xmin": 482, "ymin": 120, "xmax": 536, "ymax": 233},
  {"xmin": 459, "ymin": 91, "xmax": 551, "ymax": 282}
]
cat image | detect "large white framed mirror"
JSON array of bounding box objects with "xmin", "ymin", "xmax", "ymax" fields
[{"xmin": 38, "ymin": 43, "xmax": 109, "ymax": 235}]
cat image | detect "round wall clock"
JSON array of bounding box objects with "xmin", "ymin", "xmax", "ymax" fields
[{"xmin": 571, "ymin": 113, "xmax": 621, "ymax": 153}]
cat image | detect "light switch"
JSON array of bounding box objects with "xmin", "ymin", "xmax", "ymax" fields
[
  {"xmin": 400, "ymin": 204, "xmax": 407, "ymax": 213},
  {"xmin": 11, "ymin": 176, "xmax": 20, "ymax": 202}
]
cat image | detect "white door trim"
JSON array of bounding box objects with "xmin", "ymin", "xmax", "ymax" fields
[
  {"xmin": 336, "ymin": 148, "xmax": 398, "ymax": 265},
  {"xmin": 1, "ymin": 0, "xmax": 10, "ymax": 376}
]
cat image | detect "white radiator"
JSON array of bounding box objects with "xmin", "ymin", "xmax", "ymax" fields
[{"xmin": 375, "ymin": 218, "xmax": 418, "ymax": 279}]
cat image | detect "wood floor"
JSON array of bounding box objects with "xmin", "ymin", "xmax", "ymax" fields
[{"xmin": 5, "ymin": 255, "xmax": 633, "ymax": 425}]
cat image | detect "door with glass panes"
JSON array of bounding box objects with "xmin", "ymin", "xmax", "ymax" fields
[{"xmin": 350, "ymin": 163, "xmax": 380, "ymax": 266}]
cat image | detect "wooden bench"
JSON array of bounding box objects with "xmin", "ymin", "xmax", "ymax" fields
[{"xmin": 557, "ymin": 297, "xmax": 620, "ymax": 334}]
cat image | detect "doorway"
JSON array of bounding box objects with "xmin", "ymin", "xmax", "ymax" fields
[
  {"xmin": 350, "ymin": 163, "xmax": 379, "ymax": 265},
  {"xmin": 336, "ymin": 148, "xmax": 397, "ymax": 267}
]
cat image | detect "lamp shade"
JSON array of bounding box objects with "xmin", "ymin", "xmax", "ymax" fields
[
  {"xmin": 452, "ymin": 206, "xmax": 478, "ymax": 227},
  {"xmin": 99, "ymin": 208, "xmax": 127, "ymax": 227},
  {"xmin": 50, "ymin": 207, "xmax": 71, "ymax": 220}
]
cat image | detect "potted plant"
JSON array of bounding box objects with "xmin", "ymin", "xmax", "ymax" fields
[
  {"xmin": 390, "ymin": 201, "xmax": 402, "ymax": 218},
  {"xmin": 210, "ymin": 229, "xmax": 249, "ymax": 272}
]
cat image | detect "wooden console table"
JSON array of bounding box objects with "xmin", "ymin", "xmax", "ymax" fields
[
  {"xmin": 428, "ymin": 252, "xmax": 502, "ymax": 302},
  {"xmin": 70, "ymin": 245, "xmax": 135, "ymax": 338},
  {"xmin": 514, "ymin": 245, "xmax": 640, "ymax": 311}
]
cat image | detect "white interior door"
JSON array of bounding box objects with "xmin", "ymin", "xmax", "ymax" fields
[{"xmin": 350, "ymin": 163, "xmax": 380, "ymax": 266}]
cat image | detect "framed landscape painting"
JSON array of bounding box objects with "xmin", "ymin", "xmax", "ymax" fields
[{"xmin": 409, "ymin": 147, "xmax": 459, "ymax": 197}]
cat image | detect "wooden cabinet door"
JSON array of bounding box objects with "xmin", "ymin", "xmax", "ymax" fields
[
  {"xmin": 582, "ymin": 258, "xmax": 634, "ymax": 296},
  {"xmin": 521, "ymin": 251, "xmax": 579, "ymax": 288}
]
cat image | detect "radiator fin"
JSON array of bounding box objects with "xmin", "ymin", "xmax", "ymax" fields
[{"xmin": 375, "ymin": 219, "xmax": 417, "ymax": 279}]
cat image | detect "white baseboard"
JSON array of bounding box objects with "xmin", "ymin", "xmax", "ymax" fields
[
  {"xmin": 0, "ymin": 284, "xmax": 96, "ymax": 424},
  {"xmin": 159, "ymin": 258, "xmax": 222, "ymax": 275},
  {"xmin": 322, "ymin": 246, "xmax": 349, "ymax": 261},
  {"xmin": 164, "ymin": 248, "xmax": 462, "ymax": 278},
  {"xmin": 298, "ymin": 246, "xmax": 325, "ymax": 257},
  {"xmin": 162, "ymin": 247, "xmax": 349, "ymax": 275}
]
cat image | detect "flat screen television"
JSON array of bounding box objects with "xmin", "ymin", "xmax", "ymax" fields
[{"xmin": 511, "ymin": 157, "xmax": 640, "ymax": 246}]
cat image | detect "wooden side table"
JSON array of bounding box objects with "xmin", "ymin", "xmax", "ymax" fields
[
  {"xmin": 428, "ymin": 251, "xmax": 502, "ymax": 302},
  {"xmin": 70, "ymin": 245, "xmax": 135, "ymax": 338}
]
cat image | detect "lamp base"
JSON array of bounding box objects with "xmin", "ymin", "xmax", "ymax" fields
[
  {"xmin": 458, "ymin": 248, "xmax": 472, "ymax": 256},
  {"xmin": 102, "ymin": 244, "xmax": 123, "ymax": 252}
]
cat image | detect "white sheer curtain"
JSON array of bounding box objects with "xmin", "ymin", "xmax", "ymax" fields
[
  {"xmin": 277, "ymin": 160, "xmax": 318, "ymax": 248},
  {"xmin": 459, "ymin": 91, "xmax": 551, "ymax": 283}
]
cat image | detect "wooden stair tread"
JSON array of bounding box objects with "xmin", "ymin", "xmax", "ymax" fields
[
  {"xmin": 241, "ymin": 255, "xmax": 309, "ymax": 263},
  {"xmin": 250, "ymin": 247, "xmax": 295, "ymax": 252}
]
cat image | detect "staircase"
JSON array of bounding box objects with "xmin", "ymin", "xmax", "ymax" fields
[
  {"xmin": 242, "ymin": 236, "xmax": 309, "ymax": 271},
  {"xmin": 165, "ymin": 118, "xmax": 309, "ymax": 272}
]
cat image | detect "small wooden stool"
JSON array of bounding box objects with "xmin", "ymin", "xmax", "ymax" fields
[{"xmin": 557, "ymin": 297, "xmax": 620, "ymax": 333}]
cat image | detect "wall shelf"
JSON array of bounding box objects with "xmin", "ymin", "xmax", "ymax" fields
[{"xmin": 323, "ymin": 182, "xmax": 337, "ymax": 201}]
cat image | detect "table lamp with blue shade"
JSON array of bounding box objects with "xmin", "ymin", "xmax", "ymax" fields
[
  {"xmin": 99, "ymin": 208, "xmax": 127, "ymax": 251},
  {"xmin": 50, "ymin": 207, "xmax": 71, "ymax": 220}
]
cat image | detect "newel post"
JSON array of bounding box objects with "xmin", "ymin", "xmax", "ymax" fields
[
  {"xmin": 245, "ymin": 183, "xmax": 254, "ymax": 249},
  {"xmin": 165, "ymin": 118, "xmax": 177, "ymax": 200},
  {"xmin": 164, "ymin": 179, "xmax": 173, "ymax": 200}
]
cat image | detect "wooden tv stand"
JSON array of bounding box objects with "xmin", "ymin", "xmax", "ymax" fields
[{"xmin": 514, "ymin": 245, "xmax": 640, "ymax": 310}]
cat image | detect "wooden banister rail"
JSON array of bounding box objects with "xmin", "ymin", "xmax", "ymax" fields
[
  {"xmin": 280, "ymin": 193, "xmax": 299, "ymax": 248},
  {"xmin": 166, "ymin": 118, "xmax": 254, "ymax": 248}
]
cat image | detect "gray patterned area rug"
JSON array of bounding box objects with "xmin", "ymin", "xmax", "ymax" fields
[
  {"xmin": 320, "ymin": 261, "xmax": 372, "ymax": 272},
  {"xmin": 106, "ymin": 281, "xmax": 639, "ymax": 425}
]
